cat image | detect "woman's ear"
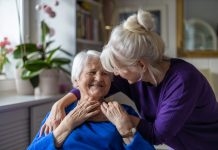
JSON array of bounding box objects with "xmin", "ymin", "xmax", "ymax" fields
[
  {"xmin": 73, "ymin": 79, "xmax": 79, "ymax": 88},
  {"xmin": 138, "ymin": 59, "xmax": 147, "ymax": 71}
]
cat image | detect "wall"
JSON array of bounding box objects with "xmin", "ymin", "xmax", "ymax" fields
[
  {"xmin": 29, "ymin": 0, "xmax": 76, "ymax": 56},
  {"xmin": 185, "ymin": 0, "xmax": 218, "ymax": 29}
]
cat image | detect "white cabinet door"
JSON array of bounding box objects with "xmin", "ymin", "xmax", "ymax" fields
[{"xmin": 0, "ymin": 108, "xmax": 29, "ymax": 150}]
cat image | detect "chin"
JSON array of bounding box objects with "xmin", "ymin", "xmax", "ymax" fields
[
  {"xmin": 89, "ymin": 91, "xmax": 104, "ymax": 98},
  {"xmin": 128, "ymin": 80, "xmax": 136, "ymax": 84}
]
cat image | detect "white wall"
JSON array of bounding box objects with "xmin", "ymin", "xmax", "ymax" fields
[
  {"xmin": 29, "ymin": 0, "xmax": 76, "ymax": 56},
  {"xmin": 185, "ymin": 0, "xmax": 218, "ymax": 29},
  {"xmin": 0, "ymin": 0, "xmax": 22, "ymax": 78}
]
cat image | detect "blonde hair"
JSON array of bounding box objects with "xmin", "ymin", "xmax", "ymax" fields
[{"xmin": 101, "ymin": 9, "xmax": 165, "ymax": 78}]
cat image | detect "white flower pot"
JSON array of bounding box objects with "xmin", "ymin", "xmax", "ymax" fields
[
  {"xmin": 15, "ymin": 68, "xmax": 34, "ymax": 95},
  {"xmin": 39, "ymin": 69, "xmax": 60, "ymax": 96},
  {"xmin": 0, "ymin": 73, "xmax": 6, "ymax": 80}
]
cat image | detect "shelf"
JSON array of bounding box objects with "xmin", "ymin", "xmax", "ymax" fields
[
  {"xmin": 76, "ymin": 5, "xmax": 90, "ymax": 15},
  {"xmin": 177, "ymin": 50, "xmax": 218, "ymax": 58},
  {"xmin": 77, "ymin": 0, "xmax": 102, "ymax": 7},
  {"xmin": 77, "ymin": 38, "xmax": 103, "ymax": 45}
]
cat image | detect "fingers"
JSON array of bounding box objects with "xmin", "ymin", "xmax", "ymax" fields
[
  {"xmin": 102, "ymin": 102, "xmax": 109, "ymax": 109},
  {"xmin": 86, "ymin": 109, "xmax": 100, "ymax": 119},
  {"xmin": 39, "ymin": 124, "xmax": 46, "ymax": 137},
  {"xmin": 49, "ymin": 125, "xmax": 53, "ymax": 133},
  {"xmin": 44, "ymin": 126, "xmax": 49, "ymax": 135},
  {"xmin": 86, "ymin": 102, "xmax": 100, "ymax": 112},
  {"xmin": 100, "ymin": 102, "xmax": 107, "ymax": 114}
]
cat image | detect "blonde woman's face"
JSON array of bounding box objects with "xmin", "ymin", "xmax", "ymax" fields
[
  {"xmin": 113, "ymin": 63, "xmax": 142, "ymax": 84},
  {"xmin": 77, "ymin": 57, "xmax": 111, "ymax": 99}
]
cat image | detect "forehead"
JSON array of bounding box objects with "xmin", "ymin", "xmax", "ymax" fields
[{"xmin": 84, "ymin": 57, "xmax": 102, "ymax": 70}]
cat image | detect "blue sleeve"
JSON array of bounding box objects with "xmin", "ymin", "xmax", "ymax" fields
[
  {"xmin": 124, "ymin": 132, "xmax": 155, "ymax": 150},
  {"xmin": 27, "ymin": 103, "xmax": 77, "ymax": 150},
  {"xmin": 122, "ymin": 104, "xmax": 138, "ymax": 117},
  {"xmin": 27, "ymin": 113, "xmax": 57, "ymax": 150}
]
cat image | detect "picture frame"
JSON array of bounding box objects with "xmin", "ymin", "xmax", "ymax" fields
[{"xmin": 117, "ymin": 5, "xmax": 168, "ymax": 48}]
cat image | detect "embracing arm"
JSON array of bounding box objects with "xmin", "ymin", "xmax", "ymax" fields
[
  {"xmin": 56, "ymin": 92, "xmax": 77, "ymax": 109},
  {"xmin": 40, "ymin": 92, "xmax": 78, "ymax": 136}
]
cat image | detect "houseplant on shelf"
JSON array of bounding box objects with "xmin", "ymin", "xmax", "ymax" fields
[{"xmin": 14, "ymin": 1, "xmax": 72, "ymax": 95}]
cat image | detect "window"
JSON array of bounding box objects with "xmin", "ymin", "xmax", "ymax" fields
[{"xmin": 0, "ymin": 0, "xmax": 27, "ymax": 79}]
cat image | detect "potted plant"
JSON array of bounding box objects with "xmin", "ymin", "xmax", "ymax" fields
[{"xmin": 13, "ymin": 1, "xmax": 72, "ymax": 95}]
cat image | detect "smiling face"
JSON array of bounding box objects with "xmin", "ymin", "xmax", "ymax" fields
[{"xmin": 76, "ymin": 56, "xmax": 111, "ymax": 100}]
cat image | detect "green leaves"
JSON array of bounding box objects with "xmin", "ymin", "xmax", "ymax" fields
[
  {"xmin": 41, "ymin": 20, "xmax": 50, "ymax": 45},
  {"xmin": 51, "ymin": 58, "xmax": 71, "ymax": 67},
  {"xmin": 13, "ymin": 43, "xmax": 39, "ymax": 59},
  {"xmin": 13, "ymin": 20, "xmax": 72, "ymax": 88},
  {"xmin": 24, "ymin": 60, "xmax": 50, "ymax": 71}
]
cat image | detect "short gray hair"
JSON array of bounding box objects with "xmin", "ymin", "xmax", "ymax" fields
[
  {"xmin": 71, "ymin": 50, "xmax": 101, "ymax": 87},
  {"xmin": 101, "ymin": 9, "xmax": 165, "ymax": 76}
]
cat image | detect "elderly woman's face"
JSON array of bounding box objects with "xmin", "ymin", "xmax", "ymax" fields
[{"xmin": 77, "ymin": 57, "xmax": 111, "ymax": 99}]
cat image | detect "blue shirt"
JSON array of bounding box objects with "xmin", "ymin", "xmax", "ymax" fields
[{"xmin": 28, "ymin": 102, "xmax": 155, "ymax": 150}]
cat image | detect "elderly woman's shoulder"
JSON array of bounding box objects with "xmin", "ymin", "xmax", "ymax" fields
[
  {"xmin": 121, "ymin": 104, "xmax": 139, "ymax": 117},
  {"xmin": 65, "ymin": 101, "xmax": 78, "ymax": 113}
]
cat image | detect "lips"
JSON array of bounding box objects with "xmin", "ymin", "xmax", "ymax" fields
[{"xmin": 89, "ymin": 82, "xmax": 104, "ymax": 88}]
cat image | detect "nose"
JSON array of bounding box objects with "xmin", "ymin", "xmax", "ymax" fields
[
  {"xmin": 95, "ymin": 72, "xmax": 103, "ymax": 81},
  {"xmin": 114, "ymin": 70, "xmax": 119, "ymax": 76}
]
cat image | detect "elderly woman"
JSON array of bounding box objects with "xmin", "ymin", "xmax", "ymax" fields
[{"xmin": 28, "ymin": 50, "xmax": 154, "ymax": 150}]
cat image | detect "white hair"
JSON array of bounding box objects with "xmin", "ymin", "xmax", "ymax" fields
[
  {"xmin": 71, "ymin": 50, "xmax": 101, "ymax": 87},
  {"xmin": 101, "ymin": 9, "xmax": 166, "ymax": 78}
]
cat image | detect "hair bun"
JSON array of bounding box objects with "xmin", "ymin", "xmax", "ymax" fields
[
  {"xmin": 123, "ymin": 14, "xmax": 144, "ymax": 33},
  {"xmin": 137, "ymin": 9, "xmax": 155, "ymax": 32}
]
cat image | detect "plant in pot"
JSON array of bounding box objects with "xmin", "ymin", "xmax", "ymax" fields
[
  {"xmin": 13, "ymin": 1, "xmax": 72, "ymax": 95},
  {"xmin": 14, "ymin": 21, "xmax": 72, "ymax": 95}
]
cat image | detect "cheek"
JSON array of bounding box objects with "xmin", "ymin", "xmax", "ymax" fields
[
  {"xmin": 120, "ymin": 70, "xmax": 134, "ymax": 78},
  {"xmin": 120, "ymin": 69, "xmax": 140, "ymax": 80},
  {"xmin": 78, "ymin": 78, "xmax": 90, "ymax": 92},
  {"xmin": 103, "ymin": 78, "xmax": 111, "ymax": 92}
]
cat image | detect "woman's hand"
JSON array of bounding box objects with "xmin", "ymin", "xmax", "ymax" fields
[
  {"xmin": 101, "ymin": 101, "xmax": 133, "ymax": 132},
  {"xmin": 53, "ymin": 99, "xmax": 100, "ymax": 147},
  {"xmin": 101, "ymin": 101, "xmax": 140, "ymax": 144},
  {"xmin": 40, "ymin": 102, "xmax": 66, "ymax": 137},
  {"xmin": 65, "ymin": 99, "xmax": 100, "ymax": 129}
]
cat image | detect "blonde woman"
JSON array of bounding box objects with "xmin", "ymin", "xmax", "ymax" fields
[{"xmin": 41, "ymin": 10, "xmax": 218, "ymax": 149}]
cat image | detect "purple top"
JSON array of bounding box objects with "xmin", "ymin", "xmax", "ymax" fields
[{"xmin": 71, "ymin": 58, "xmax": 218, "ymax": 149}]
